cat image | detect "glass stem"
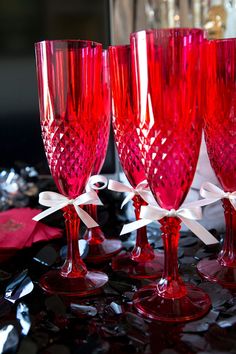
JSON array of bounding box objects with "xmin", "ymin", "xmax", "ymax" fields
[
  {"xmin": 158, "ymin": 217, "xmax": 187, "ymax": 299},
  {"xmin": 131, "ymin": 195, "xmax": 155, "ymax": 262},
  {"xmin": 218, "ymin": 199, "xmax": 236, "ymax": 267},
  {"xmin": 60, "ymin": 205, "xmax": 87, "ymax": 278},
  {"xmin": 83, "ymin": 203, "xmax": 105, "ymax": 245}
]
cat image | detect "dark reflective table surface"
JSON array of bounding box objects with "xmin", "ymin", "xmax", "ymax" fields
[{"xmin": 0, "ymin": 179, "xmax": 236, "ymax": 354}]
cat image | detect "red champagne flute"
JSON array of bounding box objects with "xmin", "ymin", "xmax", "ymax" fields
[
  {"xmin": 84, "ymin": 50, "xmax": 122, "ymax": 263},
  {"xmin": 130, "ymin": 28, "xmax": 211, "ymax": 322},
  {"xmin": 109, "ymin": 44, "xmax": 164, "ymax": 279},
  {"xmin": 35, "ymin": 40, "xmax": 108, "ymax": 296},
  {"xmin": 197, "ymin": 38, "xmax": 236, "ymax": 289}
]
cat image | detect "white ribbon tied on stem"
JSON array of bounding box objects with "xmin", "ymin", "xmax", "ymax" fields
[
  {"xmin": 32, "ymin": 190, "xmax": 103, "ymax": 228},
  {"xmin": 121, "ymin": 203, "xmax": 219, "ymax": 245},
  {"xmin": 85, "ymin": 174, "xmax": 108, "ymax": 192},
  {"xmin": 108, "ymin": 179, "xmax": 152, "ymax": 208},
  {"xmin": 200, "ymin": 182, "xmax": 236, "ymax": 210}
]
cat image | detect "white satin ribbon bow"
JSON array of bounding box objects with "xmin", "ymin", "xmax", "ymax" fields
[
  {"xmin": 120, "ymin": 203, "xmax": 219, "ymax": 245},
  {"xmin": 85, "ymin": 174, "xmax": 108, "ymax": 192},
  {"xmin": 108, "ymin": 179, "xmax": 151, "ymax": 208},
  {"xmin": 32, "ymin": 190, "xmax": 103, "ymax": 228},
  {"xmin": 200, "ymin": 182, "xmax": 236, "ymax": 210}
]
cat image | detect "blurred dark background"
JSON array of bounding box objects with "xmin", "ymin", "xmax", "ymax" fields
[{"xmin": 0, "ymin": 0, "xmax": 116, "ymax": 175}]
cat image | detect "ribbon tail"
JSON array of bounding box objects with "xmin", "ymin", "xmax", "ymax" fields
[
  {"xmin": 120, "ymin": 219, "xmax": 153, "ymax": 235},
  {"xmin": 121, "ymin": 193, "xmax": 135, "ymax": 209},
  {"xmin": 183, "ymin": 198, "xmax": 220, "ymax": 209},
  {"xmin": 230, "ymin": 199, "xmax": 236, "ymax": 210},
  {"xmin": 181, "ymin": 216, "xmax": 219, "ymax": 245},
  {"xmin": 200, "ymin": 182, "xmax": 226, "ymax": 199},
  {"xmin": 108, "ymin": 180, "xmax": 133, "ymax": 193},
  {"xmin": 33, "ymin": 203, "xmax": 68, "ymax": 221},
  {"xmin": 138, "ymin": 190, "xmax": 156, "ymax": 204},
  {"xmin": 82, "ymin": 197, "xmax": 103, "ymax": 207},
  {"xmin": 74, "ymin": 205, "xmax": 99, "ymax": 228}
]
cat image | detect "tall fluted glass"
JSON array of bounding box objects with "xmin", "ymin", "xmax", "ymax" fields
[
  {"xmin": 35, "ymin": 40, "xmax": 108, "ymax": 296},
  {"xmin": 197, "ymin": 38, "xmax": 236, "ymax": 289},
  {"xmin": 84, "ymin": 50, "xmax": 122, "ymax": 263},
  {"xmin": 109, "ymin": 45, "xmax": 163, "ymax": 279},
  {"xmin": 130, "ymin": 29, "xmax": 211, "ymax": 322}
]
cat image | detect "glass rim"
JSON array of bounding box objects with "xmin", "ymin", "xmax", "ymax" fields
[
  {"xmin": 34, "ymin": 39, "xmax": 102, "ymax": 48},
  {"xmin": 207, "ymin": 37, "xmax": 236, "ymax": 44},
  {"xmin": 108, "ymin": 44, "xmax": 130, "ymax": 50},
  {"xmin": 130, "ymin": 27, "xmax": 205, "ymax": 39}
]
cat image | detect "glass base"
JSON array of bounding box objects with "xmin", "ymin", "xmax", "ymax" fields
[
  {"xmin": 85, "ymin": 239, "xmax": 123, "ymax": 263},
  {"xmin": 197, "ymin": 257, "xmax": 236, "ymax": 289},
  {"xmin": 133, "ymin": 283, "xmax": 211, "ymax": 322},
  {"xmin": 111, "ymin": 250, "xmax": 164, "ymax": 279},
  {"xmin": 39, "ymin": 269, "xmax": 108, "ymax": 296}
]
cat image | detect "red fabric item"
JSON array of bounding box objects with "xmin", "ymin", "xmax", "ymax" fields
[{"xmin": 0, "ymin": 208, "xmax": 63, "ymax": 250}]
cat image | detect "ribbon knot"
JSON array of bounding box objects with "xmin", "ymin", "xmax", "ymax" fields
[
  {"xmin": 68, "ymin": 199, "xmax": 75, "ymax": 205},
  {"xmin": 167, "ymin": 209, "xmax": 177, "ymax": 217},
  {"xmin": 121, "ymin": 202, "xmax": 218, "ymax": 245},
  {"xmin": 33, "ymin": 190, "xmax": 103, "ymax": 228}
]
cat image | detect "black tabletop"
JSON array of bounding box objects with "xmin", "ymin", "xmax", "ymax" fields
[{"xmin": 0, "ymin": 181, "xmax": 236, "ymax": 354}]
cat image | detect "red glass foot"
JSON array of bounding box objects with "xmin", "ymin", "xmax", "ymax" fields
[
  {"xmin": 39, "ymin": 269, "xmax": 108, "ymax": 296},
  {"xmin": 85, "ymin": 238, "xmax": 123, "ymax": 263},
  {"xmin": 133, "ymin": 283, "xmax": 211, "ymax": 322},
  {"xmin": 111, "ymin": 250, "xmax": 164, "ymax": 279},
  {"xmin": 197, "ymin": 257, "xmax": 236, "ymax": 289},
  {"xmin": 197, "ymin": 200, "xmax": 236, "ymax": 289}
]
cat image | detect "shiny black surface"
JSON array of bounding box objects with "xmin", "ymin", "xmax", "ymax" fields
[{"xmin": 0, "ymin": 180, "xmax": 236, "ymax": 354}]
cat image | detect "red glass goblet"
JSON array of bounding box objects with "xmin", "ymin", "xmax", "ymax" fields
[
  {"xmin": 130, "ymin": 28, "xmax": 211, "ymax": 322},
  {"xmin": 109, "ymin": 44, "xmax": 164, "ymax": 279},
  {"xmin": 35, "ymin": 40, "xmax": 108, "ymax": 296},
  {"xmin": 84, "ymin": 50, "xmax": 122, "ymax": 263},
  {"xmin": 197, "ymin": 38, "xmax": 236, "ymax": 289}
]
